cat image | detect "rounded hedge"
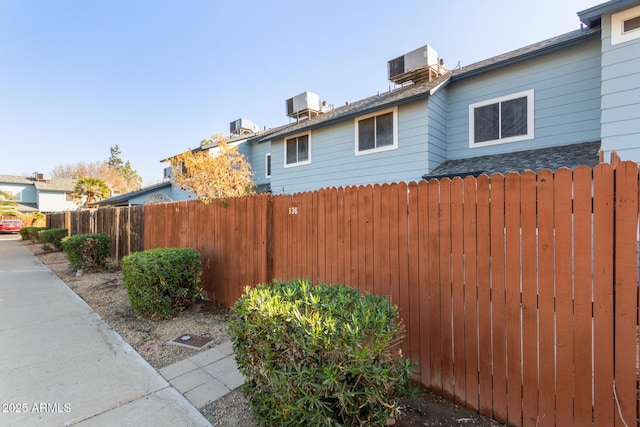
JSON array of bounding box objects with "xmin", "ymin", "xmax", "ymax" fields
[
  {"xmin": 228, "ymin": 279, "xmax": 415, "ymax": 426},
  {"xmin": 60, "ymin": 233, "xmax": 110, "ymax": 271},
  {"xmin": 121, "ymin": 247, "xmax": 202, "ymax": 319}
]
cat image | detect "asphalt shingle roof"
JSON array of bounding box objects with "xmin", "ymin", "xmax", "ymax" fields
[
  {"xmin": 248, "ymin": 27, "xmax": 600, "ymax": 144},
  {"xmin": 92, "ymin": 181, "xmax": 172, "ymax": 206},
  {"xmin": 0, "ymin": 175, "xmax": 76, "ymax": 192},
  {"xmin": 422, "ymin": 141, "xmax": 602, "ymax": 180}
]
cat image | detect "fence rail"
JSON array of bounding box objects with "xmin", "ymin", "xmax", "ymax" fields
[{"xmin": 47, "ymin": 164, "xmax": 640, "ymax": 427}]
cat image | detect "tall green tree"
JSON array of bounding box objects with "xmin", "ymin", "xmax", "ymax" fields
[
  {"xmin": 0, "ymin": 190, "xmax": 20, "ymax": 217},
  {"xmin": 108, "ymin": 145, "xmax": 142, "ymax": 188},
  {"xmin": 73, "ymin": 177, "xmax": 111, "ymax": 207}
]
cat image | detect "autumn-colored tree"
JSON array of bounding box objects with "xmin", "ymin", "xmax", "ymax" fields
[
  {"xmin": 72, "ymin": 177, "xmax": 111, "ymax": 207},
  {"xmin": 170, "ymin": 135, "xmax": 254, "ymax": 202}
]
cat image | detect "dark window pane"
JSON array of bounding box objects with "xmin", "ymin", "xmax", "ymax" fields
[
  {"xmin": 298, "ymin": 135, "xmax": 309, "ymax": 162},
  {"xmin": 358, "ymin": 117, "xmax": 375, "ymax": 151},
  {"xmin": 474, "ymin": 103, "xmax": 499, "ymax": 143},
  {"xmin": 286, "ymin": 138, "xmax": 297, "ymax": 164},
  {"xmin": 266, "ymin": 155, "xmax": 271, "ymax": 176},
  {"xmin": 501, "ymin": 97, "xmax": 528, "ymax": 138},
  {"xmin": 376, "ymin": 112, "xmax": 393, "ymax": 147},
  {"xmin": 624, "ymin": 16, "xmax": 640, "ymax": 32}
]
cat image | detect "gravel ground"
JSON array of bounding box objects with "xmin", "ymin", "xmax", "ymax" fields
[{"xmin": 31, "ymin": 243, "xmax": 505, "ymax": 427}]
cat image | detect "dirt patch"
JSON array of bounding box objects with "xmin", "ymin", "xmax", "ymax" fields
[{"xmin": 29, "ymin": 242, "xmax": 505, "ymax": 426}]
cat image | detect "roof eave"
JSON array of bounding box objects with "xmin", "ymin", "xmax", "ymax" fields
[
  {"xmin": 578, "ymin": 0, "xmax": 639, "ymax": 27},
  {"xmin": 248, "ymin": 89, "xmax": 436, "ymax": 144},
  {"xmin": 450, "ymin": 29, "xmax": 601, "ymax": 83}
]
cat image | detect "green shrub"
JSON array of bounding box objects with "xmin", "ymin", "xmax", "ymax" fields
[
  {"xmin": 228, "ymin": 279, "xmax": 415, "ymax": 427},
  {"xmin": 37, "ymin": 228, "xmax": 68, "ymax": 251},
  {"xmin": 121, "ymin": 248, "xmax": 202, "ymax": 319},
  {"xmin": 61, "ymin": 233, "xmax": 110, "ymax": 271},
  {"xmin": 19, "ymin": 226, "xmax": 47, "ymax": 242}
]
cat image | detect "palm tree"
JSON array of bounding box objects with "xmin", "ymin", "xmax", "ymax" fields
[
  {"xmin": 0, "ymin": 190, "xmax": 20, "ymax": 217},
  {"xmin": 73, "ymin": 177, "xmax": 110, "ymax": 207}
]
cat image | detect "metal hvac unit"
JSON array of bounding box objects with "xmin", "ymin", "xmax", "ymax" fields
[
  {"xmin": 388, "ymin": 44, "xmax": 441, "ymax": 84},
  {"xmin": 230, "ymin": 118, "xmax": 259, "ymax": 135},
  {"xmin": 285, "ymin": 91, "xmax": 321, "ymax": 120}
]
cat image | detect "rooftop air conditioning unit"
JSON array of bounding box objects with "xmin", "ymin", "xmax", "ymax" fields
[
  {"xmin": 230, "ymin": 118, "xmax": 260, "ymax": 135},
  {"xmin": 388, "ymin": 44, "xmax": 440, "ymax": 82},
  {"xmin": 286, "ymin": 91, "xmax": 321, "ymax": 119}
]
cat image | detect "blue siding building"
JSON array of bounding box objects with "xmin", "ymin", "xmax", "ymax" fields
[{"xmin": 155, "ymin": 0, "xmax": 640, "ymax": 200}]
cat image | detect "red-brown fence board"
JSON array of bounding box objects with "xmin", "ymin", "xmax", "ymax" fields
[
  {"xmin": 537, "ymin": 170, "xmax": 555, "ymax": 427},
  {"xmin": 573, "ymin": 167, "xmax": 594, "ymax": 426},
  {"xmin": 427, "ymin": 179, "xmax": 442, "ymax": 393},
  {"xmin": 476, "ymin": 175, "xmax": 494, "ymax": 418},
  {"xmin": 52, "ymin": 163, "xmax": 640, "ymax": 427},
  {"xmin": 488, "ymin": 174, "xmax": 509, "ymax": 423},
  {"xmin": 614, "ymin": 162, "xmax": 639, "ymax": 427},
  {"xmin": 408, "ymin": 181, "xmax": 423, "ymax": 382},
  {"xmin": 521, "ymin": 171, "xmax": 538, "ymax": 427},
  {"xmin": 553, "ymin": 168, "xmax": 575, "ymax": 426},
  {"xmin": 462, "ymin": 176, "xmax": 479, "ymax": 412},
  {"xmin": 450, "ymin": 178, "xmax": 466, "ymax": 404},
  {"xmin": 592, "ymin": 164, "xmax": 615, "ymax": 426},
  {"xmin": 414, "ymin": 181, "xmax": 429, "ymax": 386},
  {"xmin": 504, "ymin": 172, "xmax": 523, "ymax": 426}
]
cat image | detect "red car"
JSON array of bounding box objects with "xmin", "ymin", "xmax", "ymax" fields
[{"xmin": 0, "ymin": 219, "xmax": 24, "ymax": 234}]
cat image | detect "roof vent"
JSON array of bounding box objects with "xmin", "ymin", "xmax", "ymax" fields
[
  {"xmin": 286, "ymin": 91, "xmax": 323, "ymax": 121},
  {"xmin": 230, "ymin": 118, "xmax": 260, "ymax": 136},
  {"xmin": 388, "ymin": 44, "xmax": 446, "ymax": 85},
  {"xmin": 34, "ymin": 173, "xmax": 52, "ymax": 182}
]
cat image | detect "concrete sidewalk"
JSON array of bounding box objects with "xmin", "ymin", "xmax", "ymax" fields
[
  {"xmin": 0, "ymin": 236, "xmax": 212, "ymax": 427},
  {"xmin": 160, "ymin": 341, "xmax": 244, "ymax": 409}
]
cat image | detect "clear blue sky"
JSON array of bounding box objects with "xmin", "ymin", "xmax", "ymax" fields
[{"xmin": 0, "ymin": 0, "xmax": 603, "ymax": 185}]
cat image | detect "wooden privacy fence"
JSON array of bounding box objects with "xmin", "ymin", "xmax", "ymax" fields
[
  {"xmin": 46, "ymin": 206, "xmax": 144, "ymax": 263},
  {"xmin": 271, "ymin": 165, "xmax": 639, "ymax": 427},
  {"xmin": 49, "ymin": 163, "xmax": 640, "ymax": 427},
  {"xmin": 143, "ymin": 196, "xmax": 272, "ymax": 305}
]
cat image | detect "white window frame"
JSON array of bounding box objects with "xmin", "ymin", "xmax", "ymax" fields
[
  {"xmin": 265, "ymin": 153, "xmax": 271, "ymax": 178},
  {"xmin": 283, "ymin": 132, "xmax": 311, "ymax": 168},
  {"xmin": 468, "ymin": 89, "xmax": 535, "ymax": 148},
  {"xmin": 354, "ymin": 106, "xmax": 398, "ymax": 156},
  {"xmin": 611, "ymin": 5, "xmax": 640, "ymax": 45}
]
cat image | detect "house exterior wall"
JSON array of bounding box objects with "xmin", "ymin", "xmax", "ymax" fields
[
  {"xmin": 168, "ymin": 182, "xmax": 197, "ymax": 202},
  {"xmin": 600, "ymin": 9, "xmax": 640, "ymax": 162},
  {"xmin": 426, "ymin": 89, "xmax": 448, "ymax": 173},
  {"xmin": 249, "ymin": 140, "xmax": 272, "ymax": 189},
  {"xmin": 37, "ymin": 191, "xmax": 77, "ymax": 212},
  {"xmin": 444, "ymin": 37, "xmax": 602, "ymax": 161},
  {"xmin": 0, "ymin": 183, "xmax": 36, "ymax": 204},
  {"xmin": 268, "ymin": 99, "xmax": 430, "ymax": 194},
  {"xmin": 128, "ymin": 186, "xmax": 175, "ymax": 205}
]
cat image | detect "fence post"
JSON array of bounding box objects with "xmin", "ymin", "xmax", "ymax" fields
[
  {"xmin": 114, "ymin": 208, "xmax": 120, "ymax": 266},
  {"xmin": 265, "ymin": 194, "xmax": 274, "ymax": 284},
  {"xmin": 65, "ymin": 211, "xmax": 71, "ymax": 233}
]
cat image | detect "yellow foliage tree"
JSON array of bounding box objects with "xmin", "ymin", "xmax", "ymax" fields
[{"xmin": 170, "ymin": 135, "xmax": 254, "ymax": 202}]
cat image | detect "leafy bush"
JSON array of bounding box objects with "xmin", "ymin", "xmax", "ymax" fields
[
  {"xmin": 37, "ymin": 228, "xmax": 68, "ymax": 251},
  {"xmin": 228, "ymin": 279, "xmax": 415, "ymax": 427},
  {"xmin": 19, "ymin": 226, "xmax": 47, "ymax": 242},
  {"xmin": 121, "ymin": 248, "xmax": 202, "ymax": 319},
  {"xmin": 61, "ymin": 233, "xmax": 110, "ymax": 271}
]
